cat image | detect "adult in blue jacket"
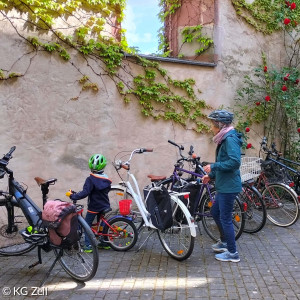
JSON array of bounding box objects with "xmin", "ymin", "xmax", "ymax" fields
[
  {"xmin": 69, "ymin": 154, "xmax": 111, "ymax": 252},
  {"xmin": 202, "ymin": 109, "xmax": 242, "ymax": 263}
]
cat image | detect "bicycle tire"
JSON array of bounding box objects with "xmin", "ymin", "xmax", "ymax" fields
[
  {"xmin": 0, "ymin": 203, "xmax": 36, "ymax": 256},
  {"xmin": 157, "ymin": 197, "xmax": 195, "ymax": 261},
  {"xmin": 199, "ymin": 191, "xmax": 245, "ymax": 242},
  {"xmin": 240, "ymin": 185, "xmax": 266, "ymax": 233},
  {"xmin": 262, "ymin": 182, "xmax": 299, "ymax": 227},
  {"xmin": 103, "ymin": 217, "xmax": 138, "ymax": 251},
  {"xmin": 54, "ymin": 215, "xmax": 99, "ymax": 282}
]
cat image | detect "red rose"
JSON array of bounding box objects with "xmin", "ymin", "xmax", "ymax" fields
[
  {"xmin": 298, "ymin": 128, "xmax": 300, "ymax": 133},
  {"xmin": 284, "ymin": 74, "xmax": 290, "ymax": 81},
  {"xmin": 245, "ymin": 127, "xmax": 250, "ymax": 133},
  {"xmin": 295, "ymin": 79, "xmax": 299, "ymax": 84},
  {"xmin": 265, "ymin": 95, "xmax": 271, "ymax": 102},
  {"xmin": 290, "ymin": 2, "xmax": 296, "ymax": 9},
  {"xmin": 284, "ymin": 18, "xmax": 291, "ymax": 25},
  {"xmin": 255, "ymin": 102, "xmax": 261, "ymax": 106},
  {"xmin": 263, "ymin": 66, "xmax": 268, "ymax": 72},
  {"xmin": 246, "ymin": 143, "xmax": 252, "ymax": 149},
  {"xmin": 282, "ymin": 85, "xmax": 288, "ymax": 91},
  {"xmin": 286, "ymin": 1, "xmax": 290, "ymax": 6}
]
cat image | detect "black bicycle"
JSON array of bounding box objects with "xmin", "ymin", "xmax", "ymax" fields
[
  {"xmin": 270, "ymin": 142, "xmax": 300, "ymax": 195},
  {"xmin": 0, "ymin": 146, "xmax": 99, "ymax": 285}
]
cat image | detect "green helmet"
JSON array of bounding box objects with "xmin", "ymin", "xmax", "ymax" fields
[{"xmin": 89, "ymin": 154, "xmax": 107, "ymax": 171}]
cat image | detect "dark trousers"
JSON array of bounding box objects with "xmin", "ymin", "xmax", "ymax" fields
[{"xmin": 211, "ymin": 192, "xmax": 239, "ymax": 253}]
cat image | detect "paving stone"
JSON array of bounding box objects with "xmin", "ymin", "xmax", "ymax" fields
[{"xmin": 1, "ymin": 223, "xmax": 300, "ymax": 299}]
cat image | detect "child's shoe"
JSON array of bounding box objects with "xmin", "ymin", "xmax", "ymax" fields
[
  {"xmin": 98, "ymin": 241, "xmax": 111, "ymax": 250},
  {"xmin": 83, "ymin": 245, "xmax": 93, "ymax": 253}
]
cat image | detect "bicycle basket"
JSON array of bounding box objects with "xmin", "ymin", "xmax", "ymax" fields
[
  {"xmin": 119, "ymin": 199, "xmax": 132, "ymax": 215},
  {"xmin": 240, "ymin": 157, "xmax": 261, "ymax": 183}
]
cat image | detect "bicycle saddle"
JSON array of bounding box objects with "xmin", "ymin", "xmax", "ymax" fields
[
  {"xmin": 147, "ymin": 174, "xmax": 167, "ymax": 182},
  {"xmin": 34, "ymin": 177, "xmax": 57, "ymax": 186},
  {"xmin": 100, "ymin": 207, "xmax": 112, "ymax": 215}
]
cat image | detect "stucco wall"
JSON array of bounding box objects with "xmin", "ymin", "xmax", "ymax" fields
[{"xmin": 0, "ymin": 1, "xmax": 286, "ymax": 208}]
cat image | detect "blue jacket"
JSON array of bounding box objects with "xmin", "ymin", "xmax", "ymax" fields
[
  {"xmin": 70, "ymin": 172, "xmax": 111, "ymax": 213},
  {"xmin": 209, "ymin": 129, "xmax": 243, "ymax": 193}
]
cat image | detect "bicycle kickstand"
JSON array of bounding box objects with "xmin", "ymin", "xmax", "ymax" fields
[
  {"xmin": 135, "ymin": 229, "xmax": 156, "ymax": 253},
  {"xmin": 39, "ymin": 249, "xmax": 63, "ymax": 287}
]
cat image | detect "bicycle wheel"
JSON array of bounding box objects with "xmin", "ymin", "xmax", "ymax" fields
[
  {"xmin": 157, "ymin": 197, "xmax": 195, "ymax": 261},
  {"xmin": 0, "ymin": 202, "xmax": 36, "ymax": 256},
  {"xmin": 200, "ymin": 191, "xmax": 245, "ymax": 242},
  {"xmin": 262, "ymin": 182, "xmax": 299, "ymax": 227},
  {"xmin": 103, "ymin": 217, "xmax": 138, "ymax": 251},
  {"xmin": 54, "ymin": 215, "xmax": 99, "ymax": 282},
  {"xmin": 240, "ymin": 185, "xmax": 267, "ymax": 233}
]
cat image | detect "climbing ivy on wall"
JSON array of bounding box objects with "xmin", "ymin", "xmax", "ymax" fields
[
  {"xmin": 231, "ymin": 0, "xmax": 300, "ymax": 34},
  {"xmin": 0, "ymin": 0, "xmax": 211, "ymax": 133},
  {"xmin": 231, "ymin": 0, "xmax": 300, "ymax": 159}
]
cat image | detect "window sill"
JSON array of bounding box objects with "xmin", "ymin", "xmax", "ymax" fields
[{"xmin": 124, "ymin": 53, "xmax": 217, "ymax": 67}]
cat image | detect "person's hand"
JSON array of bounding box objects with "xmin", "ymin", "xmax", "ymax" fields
[
  {"xmin": 202, "ymin": 175, "xmax": 211, "ymax": 184},
  {"xmin": 66, "ymin": 189, "xmax": 74, "ymax": 197},
  {"xmin": 203, "ymin": 164, "xmax": 211, "ymax": 173}
]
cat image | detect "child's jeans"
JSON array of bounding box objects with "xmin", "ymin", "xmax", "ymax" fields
[
  {"xmin": 210, "ymin": 192, "xmax": 239, "ymax": 253},
  {"xmin": 84, "ymin": 211, "xmax": 98, "ymax": 246}
]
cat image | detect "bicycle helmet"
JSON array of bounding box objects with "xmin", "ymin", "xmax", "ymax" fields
[
  {"xmin": 89, "ymin": 154, "xmax": 107, "ymax": 171},
  {"xmin": 208, "ymin": 109, "xmax": 234, "ymax": 124}
]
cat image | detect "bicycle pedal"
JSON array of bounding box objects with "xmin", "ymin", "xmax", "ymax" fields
[{"xmin": 20, "ymin": 229, "xmax": 47, "ymax": 244}]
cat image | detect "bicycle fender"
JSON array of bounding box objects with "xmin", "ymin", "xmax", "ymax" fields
[
  {"xmin": 107, "ymin": 215, "xmax": 133, "ymax": 222},
  {"xmin": 102, "ymin": 215, "xmax": 134, "ymax": 233},
  {"xmin": 170, "ymin": 195, "xmax": 197, "ymax": 237}
]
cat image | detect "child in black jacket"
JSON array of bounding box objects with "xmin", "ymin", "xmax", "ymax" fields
[{"xmin": 68, "ymin": 154, "xmax": 111, "ymax": 252}]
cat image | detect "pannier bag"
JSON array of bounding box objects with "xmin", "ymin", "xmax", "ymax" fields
[
  {"xmin": 42, "ymin": 200, "xmax": 79, "ymax": 247},
  {"xmin": 174, "ymin": 181, "xmax": 201, "ymax": 215},
  {"xmin": 144, "ymin": 186, "xmax": 173, "ymax": 230}
]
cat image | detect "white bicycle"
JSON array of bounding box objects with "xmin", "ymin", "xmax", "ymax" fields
[{"xmin": 111, "ymin": 148, "xmax": 196, "ymax": 261}]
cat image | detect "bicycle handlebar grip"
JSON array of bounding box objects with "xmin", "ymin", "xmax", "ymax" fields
[
  {"xmin": 261, "ymin": 136, "xmax": 267, "ymax": 145},
  {"xmin": 144, "ymin": 148, "xmax": 153, "ymax": 152},
  {"xmin": 3, "ymin": 146, "xmax": 16, "ymax": 160},
  {"xmin": 121, "ymin": 164, "xmax": 129, "ymax": 170},
  {"xmin": 168, "ymin": 140, "xmax": 178, "ymax": 147}
]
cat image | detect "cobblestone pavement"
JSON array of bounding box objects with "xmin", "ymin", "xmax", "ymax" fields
[{"xmin": 1, "ymin": 219, "xmax": 300, "ymax": 300}]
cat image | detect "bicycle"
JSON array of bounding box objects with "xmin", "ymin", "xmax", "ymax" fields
[
  {"xmin": 112, "ymin": 147, "xmax": 197, "ymax": 261},
  {"xmin": 0, "ymin": 146, "xmax": 99, "ymax": 285},
  {"xmin": 251, "ymin": 138, "xmax": 299, "ymax": 227},
  {"xmin": 147, "ymin": 140, "xmax": 246, "ymax": 242},
  {"xmin": 239, "ymin": 157, "xmax": 267, "ymax": 233},
  {"xmin": 88, "ymin": 202, "xmax": 138, "ymax": 252},
  {"xmin": 270, "ymin": 142, "xmax": 300, "ymax": 196}
]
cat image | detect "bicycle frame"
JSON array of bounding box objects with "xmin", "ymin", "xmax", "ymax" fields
[
  {"xmin": 261, "ymin": 139, "xmax": 300, "ymax": 196},
  {"xmin": 167, "ymin": 164, "xmax": 215, "ymax": 216},
  {"xmin": 2, "ymin": 164, "xmax": 42, "ymax": 231},
  {"xmin": 91, "ymin": 213, "xmax": 132, "ymax": 238}
]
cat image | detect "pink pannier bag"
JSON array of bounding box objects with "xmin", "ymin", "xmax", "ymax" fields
[{"xmin": 42, "ymin": 200, "xmax": 79, "ymax": 247}]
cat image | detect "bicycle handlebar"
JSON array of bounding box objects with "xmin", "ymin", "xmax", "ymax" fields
[
  {"xmin": 113, "ymin": 147, "xmax": 154, "ymax": 171},
  {"xmin": 0, "ymin": 146, "xmax": 16, "ymax": 168}
]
